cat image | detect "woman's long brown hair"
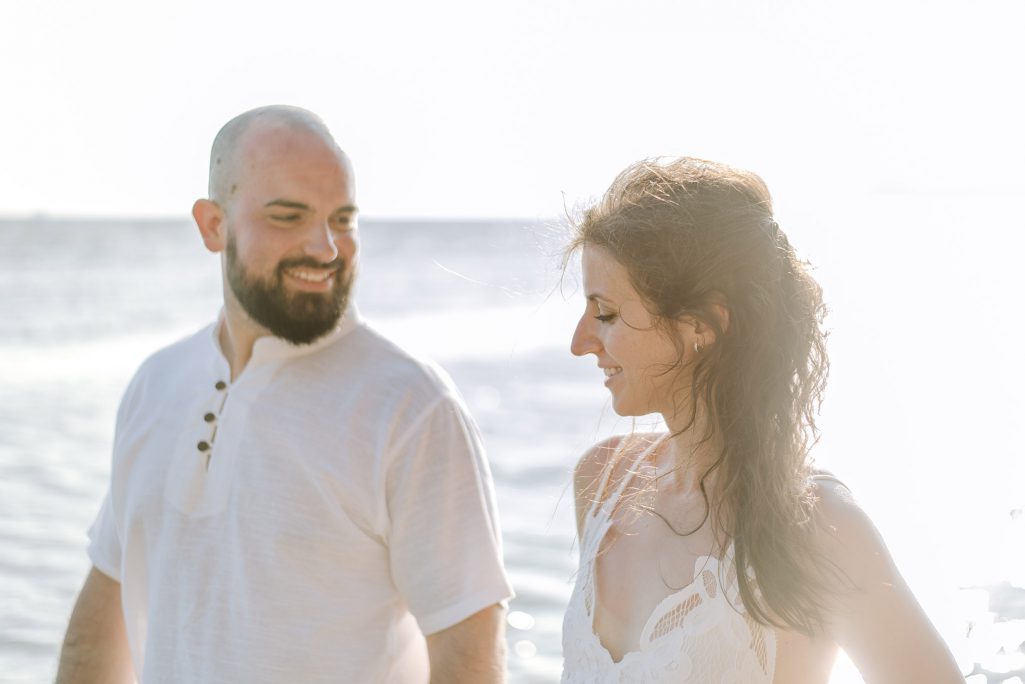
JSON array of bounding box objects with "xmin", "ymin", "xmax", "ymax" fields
[{"xmin": 567, "ymin": 157, "xmax": 834, "ymax": 635}]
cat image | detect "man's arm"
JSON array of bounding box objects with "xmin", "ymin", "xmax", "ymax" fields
[
  {"xmin": 425, "ymin": 603, "xmax": 506, "ymax": 684},
  {"xmin": 55, "ymin": 567, "xmax": 134, "ymax": 684}
]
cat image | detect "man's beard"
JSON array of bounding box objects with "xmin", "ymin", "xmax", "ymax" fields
[{"xmin": 225, "ymin": 234, "xmax": 352, "ymax": 345}]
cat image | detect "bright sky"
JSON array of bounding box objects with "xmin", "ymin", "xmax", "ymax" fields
[{"xmin": 2, "ymin": 0, "xmax": 1022, "ymax": 218}]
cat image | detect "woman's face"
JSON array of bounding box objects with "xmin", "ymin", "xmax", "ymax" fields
[{"xmin": 570, "ymin": 244, "xmax": 696, "ymax": 419}]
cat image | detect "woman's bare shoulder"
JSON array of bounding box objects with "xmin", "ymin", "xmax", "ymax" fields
[
  {"xmin": 574, "ymin": 436, "xmax": 623, "ymax": 491},
  {"xmin": 572, "ymin": 433, "xmax": 661, "ymax": 536},
  {"xmin": 807, "ymin": 476, "xmax": 888, "ymax": 573}
]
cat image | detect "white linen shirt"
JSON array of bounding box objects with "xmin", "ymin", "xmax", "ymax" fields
[{"xmin": 88, "ymin": 307, "xmax": 513, "ymax": 683}]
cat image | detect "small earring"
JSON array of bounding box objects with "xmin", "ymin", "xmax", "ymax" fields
[{"xmin": 694, "ymin": 340, "xmax": 704, "ymax": 353}]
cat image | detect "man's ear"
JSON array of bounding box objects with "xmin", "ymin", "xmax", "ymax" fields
[{"xmin": 193, "ymin": 199, "xmax": 226, "ymax": 253}]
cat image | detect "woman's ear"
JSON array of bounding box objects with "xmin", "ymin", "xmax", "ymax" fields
[
  {"xmin": 193, "ymin": 199, "xmax": 226, "ymax": 253},
  {"xmin": 708, "ymin": 294, "xmax": 730, "ymax": 336},
  {"xmin": 680, "ymin": 295, "xmax": 730, "ymax": 350}
]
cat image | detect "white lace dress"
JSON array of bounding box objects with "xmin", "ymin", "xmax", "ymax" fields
[{"xmin": 561, "ymin": 440, "xmax": 776, "ymax": 683}]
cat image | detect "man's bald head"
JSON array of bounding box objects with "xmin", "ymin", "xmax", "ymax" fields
[{"xmin": 207, "ymin": 105, "xmax": 345, "ymax": 205}]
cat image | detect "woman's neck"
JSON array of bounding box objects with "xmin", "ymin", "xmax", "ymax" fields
[{"xmin": 658, "ymin": 407, "xmax": 722, "ymax": 496}]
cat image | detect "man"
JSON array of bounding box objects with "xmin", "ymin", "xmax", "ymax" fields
[{"xmin": 56, "ymin": 105, "xmax": 513, "ymax": 683}]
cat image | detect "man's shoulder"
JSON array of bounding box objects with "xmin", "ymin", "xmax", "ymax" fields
[
  {"xmin": 322, "ymin": 322, "xmax": 458, "ymax": 398},
  {"xmin": 135, "ymin": 322, "xmax": 217, "ymax": 377},
  {"xmin": 112, "ymin": 323, "xmax": 217, "ymax": 426}
]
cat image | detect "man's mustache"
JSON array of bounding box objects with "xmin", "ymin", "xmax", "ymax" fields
[{"xmin": 277, "ymin": 256, "xmax": 346, "ymax": 273}]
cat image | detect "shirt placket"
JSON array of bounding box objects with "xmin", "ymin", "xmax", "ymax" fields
[{"xmin": 196, "ymin": 378, "xmax": 230, "ymax": 471}]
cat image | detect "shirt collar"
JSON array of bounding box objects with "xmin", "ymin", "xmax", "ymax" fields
[{"xmin": 209, "ymin": 304, "xmax": 362, "ymax": 371}]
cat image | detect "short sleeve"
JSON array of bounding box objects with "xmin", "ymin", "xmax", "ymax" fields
[
  {"xmin": 85, "ymin": 363, "xmax": 148, "ymax": 582},
  {"xmin": 87, "ymin": 491, "xmax": 121, "ymax": 580},
  {"xmin": 385, "ymin": 393, "xmax": 514, "ymax": 635}
]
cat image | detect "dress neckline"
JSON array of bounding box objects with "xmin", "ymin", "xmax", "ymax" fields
[{"xmin": 584, "ymin": 433, "xmax": 734, "ymax": 666}]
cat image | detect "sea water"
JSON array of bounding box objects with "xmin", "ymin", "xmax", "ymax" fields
[{"xmin": 1, "ymin": 209, "xmax": 1022, "ymax": 682}]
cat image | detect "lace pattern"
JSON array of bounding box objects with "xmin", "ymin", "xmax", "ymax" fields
[{"xmin": 562, "ymin": 439, "xmax": 776, "ymax": 683}]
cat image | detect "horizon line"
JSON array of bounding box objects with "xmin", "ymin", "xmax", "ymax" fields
[{"xmin": 0, "ymin": 213, "xmax": 560, "ymax": 225}]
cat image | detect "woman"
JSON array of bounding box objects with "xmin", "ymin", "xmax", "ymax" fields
[{"xmin": 561, "ymin": 158, "xmax": 962, "ymax": 682}]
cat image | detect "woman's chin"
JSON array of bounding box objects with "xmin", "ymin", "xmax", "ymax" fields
[{"xmin": 610, "ymin": 398, "xmax": 640, "ymax": 418}]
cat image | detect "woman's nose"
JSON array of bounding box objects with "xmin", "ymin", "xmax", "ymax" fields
[{"xmin": 570, "ymin": 315, "xmax": 601, "ymax": 357}]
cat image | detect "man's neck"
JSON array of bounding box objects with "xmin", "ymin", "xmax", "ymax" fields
[{"xmin": 218, "ymin": 304, "xmax": 269, "ymax": 381}]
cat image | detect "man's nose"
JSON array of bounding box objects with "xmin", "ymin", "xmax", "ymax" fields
[
  {"xmin": 570, "ymin": 315, "xmax": 600, "ymax": 357},
  {"xmin": 304, "ymin": 221, "xmax": 340, "ymax": 263}
]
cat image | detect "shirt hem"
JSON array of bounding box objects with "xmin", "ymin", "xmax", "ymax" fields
[
  {"xmin": 87, "ymin": 545, "xmax": 121, "ymax": 582},
  {"xmin": 416, "ymin": 585, "xmax": 516, "ymax": 636}
]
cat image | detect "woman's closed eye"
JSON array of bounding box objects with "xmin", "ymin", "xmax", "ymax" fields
[{"xmin": 594, "ymin": 312, "xmax": 618, "ymax": 323}]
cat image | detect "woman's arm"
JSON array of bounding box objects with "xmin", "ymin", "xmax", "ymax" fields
[{"xmin": 813, "ymin": 480, "xmax": 963, "ymax": 683}]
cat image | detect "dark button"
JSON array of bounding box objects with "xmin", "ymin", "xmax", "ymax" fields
[
  {"xmin": 197, "ymin": 441, "xmax": 211, "ymax": 452},
  {"xmin": 204, "ymin": 412, "xmax": 216, "ymax": 423},
  {"xmin": 215, "ymin": 381, "xmax": 227, "ymax": 391}
]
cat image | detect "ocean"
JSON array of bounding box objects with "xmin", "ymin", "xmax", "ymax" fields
[{"xmin": 1, "ymin": 212, "xmax": 1023, "ymax": 682}]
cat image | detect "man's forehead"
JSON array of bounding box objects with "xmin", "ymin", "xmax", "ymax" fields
[
  {"xmin": 228, "ymin": 125, "xmax": 353, "ymax": 199},
  {"xmin": 238, "ymin": 120, "xmax": 345, "ymax": 164}
]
